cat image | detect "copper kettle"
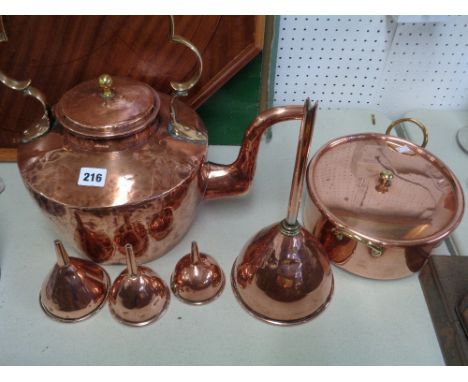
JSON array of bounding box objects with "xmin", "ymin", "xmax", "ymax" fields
[{"xmin": 1, "ymin": 17, "xmax": 304, "ymax": 264}]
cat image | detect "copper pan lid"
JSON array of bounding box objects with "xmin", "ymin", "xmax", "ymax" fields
[
  {"xmin": 306, "ymin": 133, "xmax": 464, "ymax": 247},
  {"xmin": 55, "ymin": 75, "xmax": 160, "ymax": 139}
]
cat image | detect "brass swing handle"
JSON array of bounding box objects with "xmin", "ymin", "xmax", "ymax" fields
[
  {"xmin": 168, "ymin": 15, "xmax": 203, "ymax": 96},
  {"xmin": 0, "ymin": 16, "xmax": 50, "ymax": 143},
  {"xmin": 168, "ymin": 16, "xmax": 204, "ymax": 142},
  {"xmin": 332, "ymin": 228, "xmax": 385, "ymax": 257},
  {"xmin": 0, "ymin": 15, "xmax": 204, "ymax": 96}
]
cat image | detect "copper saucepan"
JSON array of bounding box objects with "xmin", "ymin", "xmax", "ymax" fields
[{"xmin": 303, "ymin": 120, "xmax": 465, "ymax": 280}]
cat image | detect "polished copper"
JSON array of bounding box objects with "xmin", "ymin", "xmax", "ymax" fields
[
  {"xmin": 17, "ymin": 73, "xmax": 304, "ymax": 264},
  {"xmin": 12, "ymin": 19, "xmax": 301, "ymax": 264},
  {"xmin": 232, "ymin": 100, "xmax": 334, "ymax": 325},
  {"xmin": 304, "ymin": 132, "xmax": 465, "ymax": 279},
  {"xmin": 39, "ymin": 240, "xmax": 110, "ymax": 323},
  {"xmin": 204, "ymin": 105, "xmax": 303, "ymax": 199},
  {"xmin": 170, "ymin": 241, "xmax": 225, "ymax": 305},
  {"xmin": 55, "ymin": 76, "xmax": 160, "ymax": 139},
  {"xmin": 108, "ymin": 244, "xmax": 170, "ymax": 326}
]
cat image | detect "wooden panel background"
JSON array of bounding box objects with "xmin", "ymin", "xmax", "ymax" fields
[{"xmin": 0, "ymin": 15, "xmax": 264, "ymax": 158}]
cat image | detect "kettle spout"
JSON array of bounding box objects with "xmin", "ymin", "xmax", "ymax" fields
[{"xmin": 203, "ymin": 105, "xmax": 303, "ymax": 200}]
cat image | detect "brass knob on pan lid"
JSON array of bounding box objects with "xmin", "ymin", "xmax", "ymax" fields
[{"xmin": 376, "ymin": 169, "xmax": 394, "ymax": 193}]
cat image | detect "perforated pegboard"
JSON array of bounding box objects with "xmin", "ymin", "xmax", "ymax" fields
[{"xmin": 272, "ymin": 16, "xmax": 468, "ymax": 118}]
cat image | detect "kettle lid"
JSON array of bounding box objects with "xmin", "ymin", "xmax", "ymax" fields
[{"xmin": 55, "ymin": 74, "xmax": 160, "ymax": 139}]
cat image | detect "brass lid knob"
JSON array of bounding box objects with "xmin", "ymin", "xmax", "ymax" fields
[
  {"xmin": 379, "ymin": 169, "xmax": 394, "ymax": 183},
  {"xmin": 376, "ymin": 169, "xmax": 394, "ymax": 193},
  {"xmin": 98, "ymin": 74, "xmax": 114, "ymax": 98}
]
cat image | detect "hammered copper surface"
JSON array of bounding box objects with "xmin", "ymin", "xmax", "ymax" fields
[
  {"xmin": 19, "ymin": 92, "xmax": 206, "ymax": 209},
  {"xmin": 232, "ymin": 100, "xmax": 334, "ymax": 325},
  {"xmin": 17, "ymin": 76, "xmax": 304, "ymax": 264},
  {"xmin": 304, "ymin": 133, "xmax": 465, "ymax": 279},
  {"xmin": 108, "ymin": 244, "xmax": 170, "ymax": 327},
  {"xmin": 170, "ymin": 241, "xmax": 225, "ymax": 305},
  {"xmin": 18, "ymin": 92, "xmax": 206, "ymax": 264},
  {"xmin": 39, "ymin": 240, "xmax": 110, "ymax": 322}
]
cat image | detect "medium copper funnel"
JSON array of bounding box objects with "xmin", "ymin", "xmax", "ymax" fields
[
  {"xmin": 108, "ymin": 244, "xmax": 170, "ymax": 326},
  {"xmin": 231, "ymin": 99, "xmax": 334, "ymax": 325},
  {"xmin": 39, "ymin": 240, "xmax": 110, "ymax": 323},
  {"xmin": 170, "ymin": 241, "xmax": 225, "ymax": 305}
]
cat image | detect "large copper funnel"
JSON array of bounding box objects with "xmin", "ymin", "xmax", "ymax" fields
[
  {"xmin": 231, "ymin": 99, "xmax": 334, "ymax": 325},
  {"xmin": 108, "ymin": 244, "xmax": 170, "ymax": 326},
  {"xmin": 39, "ymin": 240, "xmax": 110, "ymax": 322}
]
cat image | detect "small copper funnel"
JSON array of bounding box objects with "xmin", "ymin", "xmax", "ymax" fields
[
  {"xmin": 170, "ymin": 241, "xmax": 225, "ymax": 305},
  {"xmin": 39, "ymin": 240, "xmax": 110, "ymax": 323},
  {"xmin": 231, "ymin": 99, "xmax": 334, "ymax": 325},
  {"xmin": 108, "ymin": 243, "xmax": 170, "ymax": 326}
]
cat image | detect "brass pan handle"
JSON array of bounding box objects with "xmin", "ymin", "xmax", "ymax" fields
[
  {"xmin": 0, "ymin": 16, "xmax": 50, "ymax": 143},
  {"xmin": 385, "ymin": 117, "xmax": 429, "ymax": 148},
  {"xmin": 333, "ymin": 228, "xmax": 384, "ymax": 257}
]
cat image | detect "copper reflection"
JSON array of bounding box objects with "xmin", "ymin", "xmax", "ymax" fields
[
  {"xmin": 317, "ymin": 218, "xmax": 356, "ymax": 265},
  {"xmin": 113, "ymin": 215, "xmax": 148, "ymax": 258},
  {"xmin": 39, "ymin": 240, "xmax": 110, "ymax": 323},
  {"xmin": 108, "ymin": 244, "xmax": 170, "ymax": 327},
  {"xmin": 149, "ymin": 208, "xmax": 174, "ymax": 241},
  {"xmin": 304, "ymin": 133, "xmax": 465, "ymax": 279},
  {"xmin": 75, "ymin": 212, "xmax": 115, "ymax": 263},
  {"xmin": 170, "ymin": 241, "xmax": 225, "ymax": 305},
  {"xmin": 232, "ymin": 100, "xmax": 334, "ymax": 325}
]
